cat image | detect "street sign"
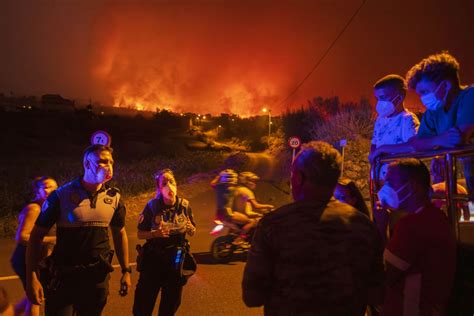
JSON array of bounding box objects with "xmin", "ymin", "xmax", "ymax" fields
[
  {"xmin": 288, "ymin": 136, "xmax": 302, "ymax": 166},
  {"xmin": 339, "ymin": 139, "xmax": 347, "ymax": 176},
  {"xmin": 288, "ymin": 136, "xmax": 301, "ymax": 149},
  {"xmin": 91, "ymin": 130, "xmax": 112, "ymax": 147}
]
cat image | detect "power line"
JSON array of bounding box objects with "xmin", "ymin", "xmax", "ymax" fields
[{"xmin": 278, "ymin": 0, "xmax": 368, "ymax": 108}]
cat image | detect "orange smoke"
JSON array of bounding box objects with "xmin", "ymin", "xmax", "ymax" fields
[{"xmin": 90, "ymin": 2, "xmax": 325, "ymax": 115}]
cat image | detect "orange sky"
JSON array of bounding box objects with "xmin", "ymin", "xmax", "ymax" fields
[{"xmin": 1, "ymin": 0, "xmax": 473, "ymax": 115}]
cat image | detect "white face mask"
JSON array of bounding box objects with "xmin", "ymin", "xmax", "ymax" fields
[
  {"xmin": 420, "ymin": 82, "xmax": 449, "ymax": 111},
  {"xmin": 162, "ymin": 183, "xmax": 177, "ymax": 201},
  {"xmin": 377, "ymin": 182, "xmax": 411, "ymax": 210},
  {"xmin": 376, "ymin": 95, "xmax": 399, "ymax": 118},
  {"xmin": 88, "ymin": 159, "xmax": 112, "ymax": 184}
]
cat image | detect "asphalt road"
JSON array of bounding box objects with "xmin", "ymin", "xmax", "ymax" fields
[{"xmin": 0, "ymin": 152, "xmax": 292, "ymax": 315}]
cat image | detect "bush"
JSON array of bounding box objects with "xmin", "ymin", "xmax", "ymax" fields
[
  {"xmin": 311, "ymin": 108, "xmax": 375, "ymax": 198},
  {"xmin": 311, "ymin": 108, "xmax": 374, "ymax": 143},
  {"xmin": 262, "ymin": 128, "xmax": 286, "ymax": 156},
  {"xmin": 281, "ymin": 96, "xmax": 375, "ymax": 198}
]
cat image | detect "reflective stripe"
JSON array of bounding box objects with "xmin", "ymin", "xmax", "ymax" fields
[
  {"xmin": 384, "ymin": 248, "xmax": 410, "ymax": 271},
  {"xmin": 403, "ymin": 273, "xmax": 421, "ymax": 316},
  {"xmin": 57, "ymin": 222, "xmax": 109, "ymax": 228}
]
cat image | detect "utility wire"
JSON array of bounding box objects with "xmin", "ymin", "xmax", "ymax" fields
[{"xmin": 277, "ymin": 0, "xmax": 368, "ymax": 108}]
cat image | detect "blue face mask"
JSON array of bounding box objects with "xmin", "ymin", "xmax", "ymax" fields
[{"xmin": 420, "ymin": 82, "xmax": 449, "ymax": 111}]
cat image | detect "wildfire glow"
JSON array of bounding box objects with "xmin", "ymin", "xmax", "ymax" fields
[
  {"xmin": 89, "ymin": 2, "xmax": 310, "ymax": 116},
  {"xmin": 88, "ymin": 1, "xmax": 386, "ymax": 115}
]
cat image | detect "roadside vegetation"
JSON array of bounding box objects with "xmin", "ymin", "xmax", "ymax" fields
[{"xmin": 1, "ymin": 96, "xmax": 379, "ymax": 236}]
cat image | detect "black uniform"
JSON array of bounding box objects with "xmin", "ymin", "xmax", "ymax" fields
[
  {"xmin": 133, "ymin": 196, "xmax": 195, "ymax": 316},
  {"xmin": 35, "ymin": 178, "xmax": 126, "ymax": 316}
]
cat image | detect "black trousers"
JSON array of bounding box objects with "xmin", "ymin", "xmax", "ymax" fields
[
  {"xmin": 133, "ymin": 252, "xmax": 183, "ymax": 316},
  {"xmin": 44, "ymin": 274, "xmax": 109, "ymax": 316}
]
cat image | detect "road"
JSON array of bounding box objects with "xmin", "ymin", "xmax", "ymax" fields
[{"xmin": 0, "ymin": 152, "xmax": 291, "ymax": 315}]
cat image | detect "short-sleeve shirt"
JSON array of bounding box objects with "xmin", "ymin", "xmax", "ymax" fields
[
  {"xmin": 233, "ymin": 186, "xmax": 256, "ymax": 216},
  {"xmin": 383, "ymin": 205, "xmax": 456, "ymax": 316},
  {"xmin": 137, "ymin": 196, "xmax": 194, "ymax": 249},
  {"xmin": 242, "ymin": 199, "xmax": 384, "ymax": 315},
  {"xmin": 417, "ymin": 86, "xmax": 474, "ymax": 138},
  {"xmin": 35, "ymin": 178, "xmax": 126, "ymax": 264},
  {"xmin": 372, "ymin": 110, "xmax": 420, "ymax": 148}
]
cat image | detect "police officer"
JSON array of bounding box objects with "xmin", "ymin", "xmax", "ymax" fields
[
  {"xmin": 26, "ymin": 144, "xmax": 131, "ymax": 315},
  {"xmin": 133, "ymin": 168, "xmax": 196, "ymax": 316}
]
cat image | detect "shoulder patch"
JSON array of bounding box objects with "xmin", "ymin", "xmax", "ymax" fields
[
  {"xmin": 181, "ymin": 198, "xmax": 189, "ymax": 208},
  {"xmin": 138, "ymin": 213, "xmax": 144, "ymax": 224},
  {"xmin": 107, "ymin": 187, "xmax": 120, "ymax": 197}
]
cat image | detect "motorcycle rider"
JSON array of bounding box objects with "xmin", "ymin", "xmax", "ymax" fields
[
  {"xmin": 234, "ymin": 172, "xmax": 274, "ymax": 219},
  {"xmin": 211, "ymin": 169, "xmax": 256, "ymax": 235}
]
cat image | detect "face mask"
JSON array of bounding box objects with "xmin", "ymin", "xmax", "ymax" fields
[
  {"xmin": 162, "ymin": 183, "xmax": 177, "ymax": 200},
  {"xmin": 88, "ymin": 159, "xmax": 112, "ymax": 184},
  {"xmin": 421, "ymin": 82, "xmax": 449, "ymax": 111},
  {"xmin": 377, "ymin": 182, "xmax": 410, "ymax": 210},
  {"xmin": 376, "ymin": 95, "xmax": 399, "ymax": 118}
]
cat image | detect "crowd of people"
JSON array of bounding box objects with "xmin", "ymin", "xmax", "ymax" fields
[
  {"xmin": 3, "ymin": 50, "xmax": 473, "ymax": 316},
  {"xmin": 243, "ymin": 51, "xmax": 474, "ymax": 315}
]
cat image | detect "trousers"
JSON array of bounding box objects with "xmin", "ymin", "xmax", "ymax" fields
[
  {"xmin": 44, "ymin": 275, "xmax": 109, "ymax": 316},
  {"xmin": 133, "ymin": 250, "xmax": 183, "ymax": 316}
]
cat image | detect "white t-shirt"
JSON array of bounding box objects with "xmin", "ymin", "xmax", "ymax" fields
[{"xmin": 372, "ymin": 110, "xmax": 420, "ymax": 148}]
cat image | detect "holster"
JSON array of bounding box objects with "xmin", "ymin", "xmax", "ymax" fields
[
  {"xmin": 179, "ymin": 240, "xmax": 197, "ymax": 285},
  {"xmin": 38, "ymin": 250, "xmax": 115, "ymax": 294}
]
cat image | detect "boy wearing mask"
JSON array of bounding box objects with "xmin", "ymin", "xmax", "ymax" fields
[
  {"xmin": 369, "ymin": 75, "xmax": 420, "ymax": 241},
  {"xmin": 369, "ymin": 74, "xmax": 420, "ymax": 167}
]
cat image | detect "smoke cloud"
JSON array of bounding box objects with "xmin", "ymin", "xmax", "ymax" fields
[
  {"xmin": 90, "ymin": 1, "xmax": 349, "ymax": 115},
  {"xmin": 1, "ymin": 0, "xmax": 473, "ymax": 115}
]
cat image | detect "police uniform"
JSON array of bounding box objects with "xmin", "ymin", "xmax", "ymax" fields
[
  {"xmin": 133, "ymin": 196, "xmax": 195, "ymax": 316},
  {"xmin": 35, "ymin": 178, "xmax": 126, "ymax": 316}
]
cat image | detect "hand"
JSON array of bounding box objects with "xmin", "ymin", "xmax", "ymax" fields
[
  {"xmin": 369, "ymin": 149, "xmax": 384, "ymax": 164},
  {"xmin": 185, "ymin": 221, "xmax": 196, "ymax": 236},
  {"xmin": 152, "ymin": 221, "xmax": 170, "ymax": 238},
  {"xmin": 438, "ymin": 128, "xmax": 462, "ymax": 148},
  {"xmin": 119, "ymin": 272, "xmax": 132, "ymax": 297},
  {"xmin": 27, "ymin": 275, "xmax": 45, "ymax": 305}
]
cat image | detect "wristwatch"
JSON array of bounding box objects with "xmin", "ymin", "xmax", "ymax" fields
[{"xmin": 122, "ymin": 266, "xmax": 132, "ymax": 274}]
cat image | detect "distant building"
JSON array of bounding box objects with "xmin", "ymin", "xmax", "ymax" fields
[
  {"xmin": 0, "ymin": 94, "xmax": 38, "ymax": 112},
  {"xmin": 41, "ymin": 94, "xmax": 75, "ymax": 111}
]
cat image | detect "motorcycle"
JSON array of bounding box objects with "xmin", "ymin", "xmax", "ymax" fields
[{"xmin": 209, "ymin": 219, "xmax": 253, "ymax": 263}]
